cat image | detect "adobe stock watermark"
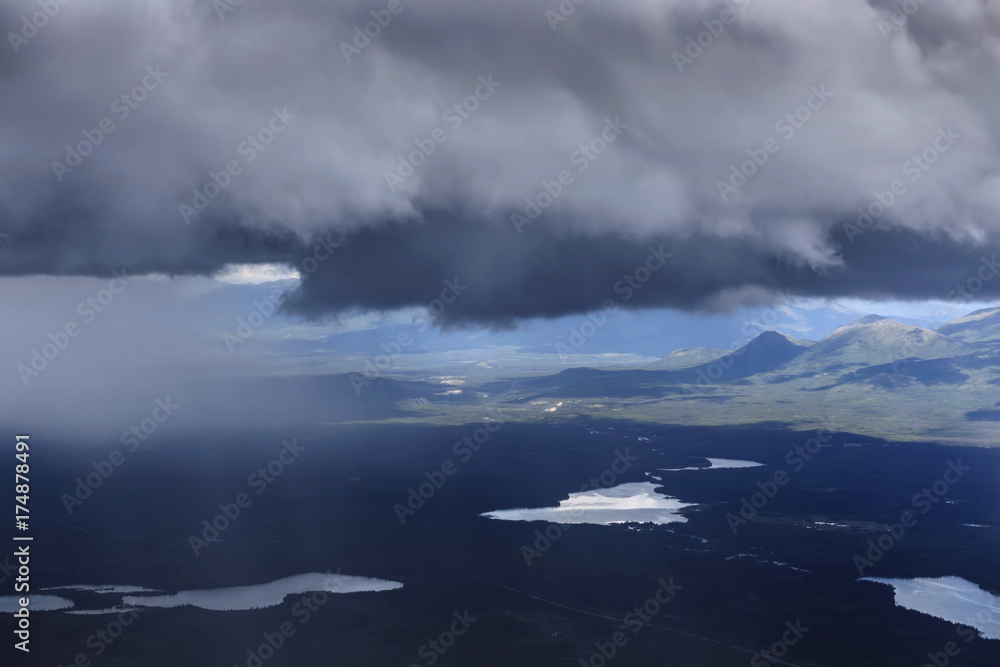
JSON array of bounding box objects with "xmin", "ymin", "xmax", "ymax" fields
[
  {"xmin": 51, "ymin": 65, "xmax": 170, "ymax": 182},
  {"xmin": 944, "ymin": 254, "xmax": 1000, "ymax": 304},
  {"xmin": 61, "ymin": 397, "xmax": 179, "ymax": 514},
  {"xmin": 188, "ymin": 439, "xmax": 306, "ymax": 556},
  {"xmin": 672, "ymin": 0, "xmax": 752, "ymax": 73},
  {"xmin": 726, "ymin": 416, "xmax": 839, "ymax": 534},
  {"xmin": 920, "ymin": 623, "xmax": 985, "ymax": 667},
  {"xmin": 340, "ymin": 0, "xmax": 414, "ymax": 62},
  {"xmin": 179, "ymin": 107, "xmax": 296, "ymax": 224},
  {"xmin": 295, "ymin": 234, "xmax": 342, "ymax": 277},
  {"xmin": 229, "ymin": 569, "xmax": 347, "ymax": 667},
  {"xmin": 853, "ymin": 459, "xmax": 970, "ymax": 575},
  {"xmin": 578, "ymin": 577, "xmax": 682, "ymax": 667},
  {"xmin": 842, "ymin": 126, "xmax": 960, "ymax": 244},
  {"xmin": 521, "ymin": 448, "xmax": 639, "ymax": 566},
  {"xmin": 545, "ymin": 0, "xmax": 589, "ymax": 31},
  {"xmin": 557, "ymin": 301, "xmax": 618, "ymax": 358},
  {"xmin": 213, "ymin": 0, "xmax": 244, "ymax": 22},
  {"xmin": 557, "ymin": 245, "xmax": 672, "ymax": 356},
  {"xmin": 223, "ymin": 234, "xmax": 341, "ymax": 353},
  {"xmin": 406, "ymin": 610, "xmax": 478, "ymax": 667},
  {"xmin": 17, "ymin": 268, "xmax": 131, "ymax": 386},
  {"xmin": 7, "ymin": 0, "xmax": 74, "ymax": 54},
  {"xmin": 750, "ymin": 620, "xmax": 810, "ymax": 667},
  {"xmin": 611, "ymin": 245, "xmax": 671, "ymax": 303},
  {"xmin": 890, "ymin": 254, "xmax": 998, "ymax": 374},
  {"xmin": 55, "ymin": 607, "xmax": 145, "ymax": 667},
  {"xmin": 716, "ymin": 84, "xmax": 834, "ymax": 203},
  {"xmin": 394, "ymin": 409, "xmax": 511, "ymax": 524},
  {"xmin": 223, "ymin": 287, "xmax": 286, "ymax": 353},
  {"xmin": 684, "ymin": 287, "xmax": 796, "ymax": 396},
  {"xmin": 511, "ymin": 116, "xmax": 629, "ymax": 234},
  {"xmin": 876, "ymin": 0, "xmax": 932, "ymax": 40},
  {"xmin": 350, "ymin": 277, "xmax": 467, "ymax": 394},
  {"xmin": 384, "ymin": 75, "xmax": 501, "ymax": 192}
]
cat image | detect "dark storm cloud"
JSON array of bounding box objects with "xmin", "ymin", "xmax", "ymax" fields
[
  {"xmin": 0, "ymin": 183, "xmax": 305, "ymax": 276},
  {"xmin": 284, "ymin": 211, "xmax": 1000, "ymax": 327},
  {"xmin": 1, "ymin": 0, "xmax": 999, "ymax": 320}
]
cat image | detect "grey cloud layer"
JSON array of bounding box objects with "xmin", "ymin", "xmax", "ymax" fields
[{"xmin": 2, "ymin": 0, "xmax": 999, "ymax": 322}]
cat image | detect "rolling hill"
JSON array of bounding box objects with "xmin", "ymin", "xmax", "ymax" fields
[
  {"xmin": 647, "ymin": 347, "xmax": 730, "ymax": 370},
  {"xmin": 788, "ymin": 315, "xmax": 969, "ymax": 371},
  {"xmin": 936, "ymin": 306, "xmax": 1000, "ymax": 344}
]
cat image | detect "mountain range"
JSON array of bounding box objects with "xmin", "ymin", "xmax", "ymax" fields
[
  {"xmin": 373, "ymin": 305, "xmax": 1000, "ymax": 444},
  {"xmin": 134, "ymin": 302, "xmax": 1000, "ymax": 445},
  {"xmin": 647, "ymin": 308, "xmax": 997, "ymax": 382}
]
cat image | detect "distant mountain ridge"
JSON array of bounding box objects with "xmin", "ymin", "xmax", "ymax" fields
[
  {"xmin": 690, "ymin": 330, "xmax": 814, "ymax": 380},
  {"xmin": 788, "ymin": 315, "xmax": 969, "ymax": 371},
  {"xmin": 296, "ymin": 306, "xmax": 1000, "ymax": 443},
  {"xmin": 344, "ymin": 306, "xmax": 1000, "ymax": 444},
  {"xmin": 936, "ymin": 306, "xmax": 1000, "ymax": 344},
  {"xmin": 506, "ymin": 310, "xmax": 993, "ymax": 398},
  {"xmin": 647, "ymin": 347, "xmax": 730, "ymax": 370}
]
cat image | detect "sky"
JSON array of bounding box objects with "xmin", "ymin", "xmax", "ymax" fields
[{"xmin": 1, "ymin": 0, "xmax": 999, "ymax": 326}]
